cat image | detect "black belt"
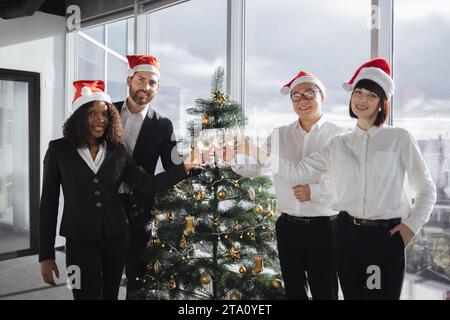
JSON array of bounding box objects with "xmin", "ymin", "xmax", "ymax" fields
[
  {"xmin": 281, "ymin": 213, "xmax": 336, "ymax": 225},
  {"xmin": 339, "ymin": 211, "xmax": 401, "ymax": 229}
]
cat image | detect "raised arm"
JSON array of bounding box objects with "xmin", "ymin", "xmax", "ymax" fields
[{"xmin": 122, "ymin": 146, "xmax": 199, "ymax": 196}]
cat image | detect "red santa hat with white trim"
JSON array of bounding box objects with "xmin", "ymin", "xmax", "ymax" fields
[
  {"xmin": 127, "ymin": 54, "xmax": 160, "ymax": 79},
  {"xmin": 342, "ymin": 58, "xmax": 394, "ymax": 98},
  {"xmin": 280, "ymin": 70, "xmax": 326, "ymax": 99},
  {"xmin": 72, "ymin": 80, "xmax": 111, "ymax": 112}
]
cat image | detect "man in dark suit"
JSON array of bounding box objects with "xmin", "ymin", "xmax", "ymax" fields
[{"xmin": 114, "ymin": 54, "xmax": 185, "ymax": 299}]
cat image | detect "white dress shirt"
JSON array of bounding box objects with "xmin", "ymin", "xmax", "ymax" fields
[
  {"xmin": 119, "ymin": 100, "xmax": 153, "ymax": 193},
  {"xmin": 266, "ymin": 125, "xmax": 437, "ymax": 234},
  {"xmin": 120, "ymin": 100, "xmax": 153, "ymax": 155},
  {"xmin": 233, "ymin": 116, "xmax": 346, "ymax": 217},
  {"xmin": 77, "ymin": 142, "xmax": 106, "ymax": 174}
]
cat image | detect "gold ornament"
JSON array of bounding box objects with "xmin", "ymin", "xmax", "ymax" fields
[
  {"xmin": 248, "ymin": 188, "xmax": 256, "ymax": 201},
  {"xmin": 271, "ymin": 278, "xmax": 282, "ymax": 289},
  {"xmin": 213, "ymin": 217, "xmax": 221, "ymax": 227},
  {"xmin": 248, "ymin": 228, "xmax": 256, "ymax": 241},
  {"xmin": 253, "ymin": 204, "xmax": 264, "ymax": 214},
  {"xmin": 200, "ymin": 272, "xmax": 212, "ymax": 285},
  {"xmin": 252, "ymin": 255, "xmax": 264, "ymax": 275},
  {"xmin": 166, "ymin": 212, "xmax": 174, "ymax": 222},
  {"xmin": 154, "ymin": 260, "xmax": 161, "ymax": 273},
  {"xmin": 153, "ymin": 219, "xmax": 161, "ymax": 227},
  {"xmin": 239, "ymin": 266, "xmax": 247, "ymax": 274},
  {"xmin": 169, "ymin": 275, "xmax": 177, "ymax": 289},
  {"xmin": 150, "ymin": 208, "xmax": 160, "ymax": 216},
  {"xmin": 233, "ymin": 222, "xmax": 243, "ymax": 232},
  {"xmin": 151, "ymin": 235, "xmax": 161, "ymax": 245},
  {"xmin": 217, "ymin": 189, "xmax": 228, "ymax": 200},
  {"xmin": 184, "ymin": 216, "xmax": 195, "ymax": 236},
  {"xmin": 179, "ymin": 235, "xmax": 188, "ymax": 249},
  {"xmin": 194, "ymin": 191, "xmax": 206, "ymax": 201},
  {"xmin": 229, "ymin": 291, "xmax": 240, "ymax": 300},
  {"xmin": 201, "ymin": 113, "xmax": 209, "ymax": 125},
  {"xmin": 212, "ymin": 91, "xmax": 226, "ymax": 106},
  {"xmin": 228, "ymin": 245, "xmax": 241, "ymax": 261}
]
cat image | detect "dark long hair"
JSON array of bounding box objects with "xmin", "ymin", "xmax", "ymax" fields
[
  {"xmin": 349, "ymin": 79, "xmax": 389, "ymax": 127},
  {"xmin": 63, "ymin": 102, "xmax": 123, "ymax": 148}
]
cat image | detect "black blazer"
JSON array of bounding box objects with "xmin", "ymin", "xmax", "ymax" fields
[
  {"xmin": 114, "ymin": 101, "xmax": 183, "ymax": 208},
  {"xmin": 38, "ymin": 138, "xmax": 188, "ymax": 262}
]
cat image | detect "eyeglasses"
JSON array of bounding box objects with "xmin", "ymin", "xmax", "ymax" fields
[{"xmin": 291, "ymin": 89, "xmax": 320, "ymax": 102}]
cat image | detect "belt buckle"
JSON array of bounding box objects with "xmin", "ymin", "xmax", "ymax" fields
[{"xmin": 353, "ymin": 217, "xmax": 361, "ymax": 226}]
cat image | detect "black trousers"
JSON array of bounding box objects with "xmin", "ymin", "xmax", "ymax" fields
[
  {"xmin": 65, "ymin": 233, "xmax": 129, "ymax": 300},
  {"xmin": 275, "ymin": 213, "xmax": 338, "ymax": 300},
  {"xmin": 334, "ymin": 212, "xmax": 405, "ymax": 300},
  {"xmin": 120, "ymin": 194, "xmax": 153, "ymax": 300}
]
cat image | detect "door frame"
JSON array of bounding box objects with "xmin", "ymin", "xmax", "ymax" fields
[{"xmin": 0, "ymin": 68, "xmax": 40, "ymax": 261}]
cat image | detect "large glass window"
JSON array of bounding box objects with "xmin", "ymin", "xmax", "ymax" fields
[
  {"xmin": 245, "ymin": 0, "xmax": 371, "ymax": 139},
  {"xmin": 0, "ymin": 70, "xmax": 39, "ymax": 259},
  {"xmin": 0, "ymin": 80, "xmax": 29, "ymax": 255},
  {"xmin": 147, "ymin": 0, "xmax": 227, "ymax": 138},
  {"xmin": 394, "ymin": 0, "xmax": 450, "ymax": 299},
  {"xmin": 78, "ymin": 17, "xmax": 134, "ymax": 105}
]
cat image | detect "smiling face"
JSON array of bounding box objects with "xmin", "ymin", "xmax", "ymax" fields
[
  {"xmin": 127, "ymin": 71, "xmax": 160, "ymax": 106},
  {"xmin": 290, "ymin": 82, "xmax": 323, "ymax": 122},
  {"xmin": 350, "ymin": 87, "xmax": 381, "ymax": 125},
  {"xmin": 87, "ymin": 100, "xmax": 109, "ymax": 142}
]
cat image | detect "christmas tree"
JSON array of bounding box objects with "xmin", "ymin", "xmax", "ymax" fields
[{"xmin": 138, "ymin": 67, "xmax": 284, "ymax": 300}]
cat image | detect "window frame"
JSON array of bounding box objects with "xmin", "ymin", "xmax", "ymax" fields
[{"xmin": 0, "ymin": 68, "xmax": 40, "ymax": 261}]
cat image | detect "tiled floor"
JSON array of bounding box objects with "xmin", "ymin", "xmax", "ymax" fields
[{"xmin": 0, "ymin": 252, "xmax": 126, "ymax": 300}]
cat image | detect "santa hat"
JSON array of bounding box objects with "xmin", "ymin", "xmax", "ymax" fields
[
  {"xmin": 127, "ymin": 54, "xmax": 160, "ymax": 79},
  {"xmin": 343, "ymin": 58, "xmax": 394, "ymax": 98},
  {"xmin": 72, "ymin": 80, "xmax": 111, "ymax": 112},
  {"xmin": 280, "ymin": 70, "xmax": 326, "ymax": 98}
]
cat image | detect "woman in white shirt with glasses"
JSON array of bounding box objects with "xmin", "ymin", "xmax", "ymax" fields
[{"xmin": 234, "ymin": 58, "xmax": 436, "ymax": 300}]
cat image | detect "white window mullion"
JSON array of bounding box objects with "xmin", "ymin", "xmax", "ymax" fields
[
  {"xmin": 227, "ymin": 0, "xmax": 245, "ymax": 107},
  {"xmin": 104, "ymin": 24, "xmax": 108, "ymax": 91},
  {"xmin": 371, "ymin": 0, "xmax": 393, "ymax": 124},
  {"xmin": 65, "ymin": 31, "xmax": 78, "ymax": 118}
]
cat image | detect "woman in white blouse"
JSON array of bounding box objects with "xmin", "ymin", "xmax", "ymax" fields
[{"xmin": 235, "ymin": 59, "xmax": 436, "ymax": 299}]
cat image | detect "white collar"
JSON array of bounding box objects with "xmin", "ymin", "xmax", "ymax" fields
[{"xmin": 122, "ymin": 100, "xmax": 153, "ymax": 119}]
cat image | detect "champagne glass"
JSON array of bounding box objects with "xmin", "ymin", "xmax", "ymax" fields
[
  {"xmin": 197, "ymin": 129, "xmax": 215, "ymax": 166},
  {"xmin": 212, "ymin": 128, "xmax": 226, "ymax": 167}
]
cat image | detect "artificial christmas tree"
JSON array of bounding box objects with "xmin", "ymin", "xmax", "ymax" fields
[{"xmin": 138, "ymin": 67, "xmax": 284, "ymax": 300}]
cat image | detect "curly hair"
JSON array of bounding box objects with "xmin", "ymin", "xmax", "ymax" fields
[{"xmin": 63, "ymin": 102, "xmax": 123, "ymax": 148}]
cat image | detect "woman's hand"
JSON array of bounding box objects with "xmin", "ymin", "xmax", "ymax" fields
[
  {"xmin": 40, "ymin": 259, "xmax": 59, "ymax": 286},
  {"xmin": 389, "ymin": 223, "xmax": 414, "ymax": 247},
  {"xmin": 183, "ymin": 146, "xmax": 203, "ymax": 172}
]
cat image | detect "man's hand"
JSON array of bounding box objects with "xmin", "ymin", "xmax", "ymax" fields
[
  {"xmin": 40, "ymin": 259, "xmax": 59, "ymax": 286},
  {"xmin": 389, "ymin": 223, "xmax": 414, "ymax": 247},
  {"xmin": 292, "ymin": 185, "xmax": 311, "ymax": 202}
]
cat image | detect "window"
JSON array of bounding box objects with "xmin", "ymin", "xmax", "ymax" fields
[
  {"xmin": 0, "ymin": 69, "xmax": 40, "ymax": 260},
  {"xmin": 245, "ymin": 0, "xmax": 371, "ymax": 139},
  {"xmin": 394, "ymin": 0, "xmax": 450, "ymax": 298},
  {"xmin": 147, "ymin": 0, "xmax": 227, "ymax": 138},
  {"xmin": 77, "ymin": 17, "xmax": 134, "ymax": 106}
]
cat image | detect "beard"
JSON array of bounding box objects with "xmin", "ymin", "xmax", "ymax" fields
[{"xmin": 129, "ymin": 87, "xmax": 156, "ymax": 106}]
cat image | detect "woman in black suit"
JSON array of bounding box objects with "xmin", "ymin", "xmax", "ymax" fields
[{"xmin": 39, "ymin": 80, "xmax": 198, "ymax": 300}]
